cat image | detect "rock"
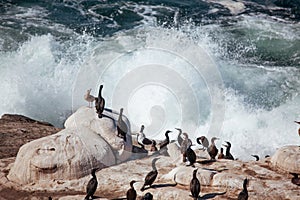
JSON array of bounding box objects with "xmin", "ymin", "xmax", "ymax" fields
[
  {"xmin": 166, "ymin": 142, "xmax": 181, "ymax": 161},
  {"xmin": 8, "ymin": 127, "xmax": 115, "ymax": 184},
  {"xmin": 162, "ymin": 166, "xmax": 215, "ymax": 186},
  {"xmin": 65, "ymin": 106, "xmax": 132, "ymax": 163},
  {"xmin": 271, "ymin": 145, "xmax": 300, "ymax": 174},
  {"xmin": 0, "ymin": 114, "xmax": 60, "ymax": 159}
]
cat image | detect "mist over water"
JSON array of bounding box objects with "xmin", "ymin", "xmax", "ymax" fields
[{"xmin": 0, "ymin": 0, "xmax": 299, "ymax": 160}]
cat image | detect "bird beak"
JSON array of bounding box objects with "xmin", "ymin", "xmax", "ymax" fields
[
  {"xmin": 175, "ymin": 128, "xmax": 181, "ymax": 130},
  {"xmin": 222, "ymin": 144, "xmax": 228, "ymax": 147}
]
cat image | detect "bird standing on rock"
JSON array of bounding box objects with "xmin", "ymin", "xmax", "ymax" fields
[
  {"xmin": 190, "ymin": 168, "xmax": 200, "ymax": 200},
  {"xmin": 186, "ymin": 143, "xmax": 196, "ymax": 167},
  {"xmin": 84, "ymin": 89, "xmax": 95, "ymax": 108},
  {"xmin": 141, "ymin": 158, "xmax": 159, "ymax": 191},
  {"xmin": 117, "ymin": 108, "xmax": 127, "ymax": 142},
  {"xmin": 158, "ymin": 130, "xmax": 172, "ymax": 150},
  {"xmin": 238, "ymin": 178, "xmax": 249, "ymax": 200},
  {"xmin": 85, "ymin": 168, "xmax": 98, "ymax": 200},
  {"xmin": 126, "ymin": 180, "xmax": 137, "ymax": 200},
  {"xmin": 196, "ymin": 136, "xmax": 209, "ymax": 150},
  {"xmin": 223, "ymin": 141, "xmax": 234, "ymax": 160},
  {"xmin": 208, "ymin": 137, "xmax": 219, "ymax": 160},
  {"xmin": 95, "ymin": 85, "xmax": 105, "ymax": 118},
  {"xmin": 180, "ymin": 132, "xmax": 192, "ymax": 163},
  {"xmin": 218, "ymin": 147, "xmax": 224, "ymax": 159},
  {"xmin": 137, "ymin": 125, "xmax": 152, "ymax": 149}
]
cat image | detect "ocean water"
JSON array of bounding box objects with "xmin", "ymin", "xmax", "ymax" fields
[{"xmin": 0, "ymin": 0, "xmax": 299, "ymax": 160}]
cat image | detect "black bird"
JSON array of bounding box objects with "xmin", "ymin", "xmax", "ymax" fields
[
  {"xmin": 126, "ymin": 180, "xmax": 137, "ymax": 200},
  {"xmin": 290, "ymin": 173, "xmax": 300, "ymax": 186},
  {"xmin": 95, "ymin": 85, "xmax": 105, "ymax": 118},
  {"xmin": 190, "ymin": 168, "xmax": 200, "ymax": 200},
  {"xmin": 137, "ymin": 125, "xmax": 152, "ymax": 149},
  {"xmin": 186, "ymin": 143, "xmax": 196, "ymax": 167},
  {"xmin": 251, "ymin": 155, "xmax": 259, "ymax": 161},
  {"xmin": 117, "ymin": 108, "xmax": 128, "ymax": 141},
  {"xmin": 159, "ymin": 130, "xmax": 172, "ymax": 150},
  {"xmin": 141, "ymin": 158, "xmax": 159, "ymax": 191},
  {"xmin": 223, "ymin": 141, "xmax": 234, "ymax": 160},
  {"xmin": 238, "ymin": 178, "xmax": 249, "ymax": 200},
  {"xmin": 175, "ymin": 128, "xmax": 183, "ymax": 146},
  {"xmin": 218, "ymin": 147, "xmax": 224, "ymax": 159},
  {"xmin": 141, "ymin": 192, "xmax": 153, "ymax": 200},
  {"xmin": 196, "ymin": 136, "xmax": 209, "ymax": 150},
  {"xmin": 85, "ymin": 168, "xmax": 98, "ymax": 200},
  {"xmin": 208, "ymin": 137, "xmax": 219, "ymax": 160}
]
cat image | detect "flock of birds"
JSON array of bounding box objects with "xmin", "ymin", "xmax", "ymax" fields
[{"xmin": 82, "ymin": 85, "xmax": 300, "ymax": 200}]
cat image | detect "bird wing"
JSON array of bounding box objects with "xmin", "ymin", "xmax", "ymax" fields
[
  {"xmin": 144, "ymin": 170, "xmax": 158, "ymax": 186},
  {"xmin": 86, "ymin": 178, "xmax": 98, "ymax": 196}
]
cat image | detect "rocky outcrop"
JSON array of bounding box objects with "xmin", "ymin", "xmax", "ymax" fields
[
  {"xmin": 0, "ymin": 114, "xmax": 61, "ymax": 159},
  {"xmin": 271, "ymin": 145, "xmax": 300, "ymax": 174},
  {"xmin": 7, "ymin": 106, "xmax": 132, "ymax": 185}
]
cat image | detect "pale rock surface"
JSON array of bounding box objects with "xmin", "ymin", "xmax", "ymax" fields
[
  {"xmin": 8, "ymin": 126, "xmax": 115, "ymax": 184},
  {"xmin": 271, "ymin": 145, "xmax": 300, "ymax": 174},
  {"xmin": 8, "ymin": 106, "xmax": 133, "ymax": 185},
  {"xmin": 65, "ymin": 106, "xmax": 132, "ymax": 163}
]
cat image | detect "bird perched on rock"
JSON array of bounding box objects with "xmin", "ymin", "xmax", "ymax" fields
[
  {"xmin": 251, "ymin": 155, "xmax": 259, "ymax": 161},
  {"xmin": 180, "ymin": 132, "xmax": 192, "ymax": 163},
  {"xmin": 158, "ymin": 130, "xmax": 172, "ymax": 150},
  {"xmin": 137, "ymin": 125, "xmax": 152, "ymax": 149},
  {"xmin": 196, "ymin": 136, "xmax": 209, "ymax": 150},
  {"xmin": 290, "ymin": 173, "xmax": 300, "ymax": 186},
  {"xmin": 126, "ymin": 180, "xmax": 137, "ymax": 200},
  {"xmin": 175, "ymin": 128, "xmax": 183, "ymax": 146},
  {"xmin": 223, "ymin": 141, "xmax": 234, "ymax": 160},
  {"xmin": 186, "ymin": 143, "xmax": 196, "ymax": 167},
  {"xmin": 117, "ymin": 108, "xmax": 127, "ymax": 142},
  {"xmin": 85, "ymin": 168, "xmax": 98, "ymax": 200},
  {"xmin": 84, "ymin": 89, "xmax": 95, "ymax": 108},
  {"xmin": 95, "ymin": 85, "xmax": 105, "ymax": 118},
  {"xmin": 208, "ymin": 137, "xmax": 219, "ymax": 160},
  {"xmin": 238, "ymin": 178, "xmax": 249, "ymax": 200},
  {"xmin": 150, "ymin": 140, "xmax": 158, "ymax": 152},
  {"xmin": 218, "ymin": 147, "xmax": 224, "ymax": 159},
  {"xmin": 190, "ymin": 168, "xmax": 200, "ymax": 200},
  {"xmin": 141, "ymin": 192, "xmax": 153, "ymax": 200},
  {"xmin": 141, "ymin": 158, "xmax": 159, "ymax": 191}
]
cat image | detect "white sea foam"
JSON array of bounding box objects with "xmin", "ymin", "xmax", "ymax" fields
[{"xmin": 0, "ymin": 16, "xmax": 299, "ymax": 160}]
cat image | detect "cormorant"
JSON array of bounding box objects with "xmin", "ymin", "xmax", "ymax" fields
[
  {"xmin": 238, "ymin": 178, "xmax": 249, "ymax": 200},
  {"xmin": 141, "ymin": 158, "xmax": 159, "ymax": 191},
  {"xmin": 196, "ymin": 136, "xmax": 209, "ymax": 150},
  {"xmin": 150, "ymin": 140, "xmax": 158, "ymax": 152},
  {"xmin": 85, "ymin": 168, "xmax": 98, "ymax": 200},
  {"xmin": 159, "ymin": 130, "xmax": 172, "ymax": 150},
  {"xmin": 180, "ymin": 132, "xmax": 192, "ymax": 163},
  {"xmin": 84, "ymin": 89, "xmax": 95, "ymax": 108},
  {"xmin": 137, "ymin": 125, "xmax": 152, "ymax": 149},
  {"xmin": 218, "ymin": 147, "xmax": 224, "ymax": 159},
  {"xmin": 251, "ymin": 155, "xmax": 259, "ymax": 161},
  {"xmin": 95, "ymin": 85, "xmax": 105, "ymax": 118},
  {"xmin": 290, "ymin": 173, "xmax": 300, "ymax": 186},
  {"xmin": 208, "ymin": 137, "xmax": 219, "ymax": 160},
  {"xmin": 175, "ymin": 128, "xmax": 183, "ymax": 146},
  {"xmin": 126, "ymin": 180, "xmax": 137, "ymax": 200},
  {"xmin": 223, "ymin": 141, "xmax": 234, "ymax": 160},
  {"xmin": 190, "ymin": 168, "xmax": 200, "ymax": 200},
  {"xmin": 117, "ymin": 108, "xmax": 127, "ymax": 141},
  {"xmin": 186, "ymin": 143, "xmax": 196, "ymax": 167},
  {"xmin": 141, "ymin": 192, "xmax": 153, "ymax": 200}
]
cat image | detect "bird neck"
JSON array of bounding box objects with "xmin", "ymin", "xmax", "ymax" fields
[
  {"xmin": 118, "ymin": 110, "xmax": 123, "ymax": 121},
  {"xmin": 196, "ymin": 138, "xmax": 201, "ymax": 144},
  {"xmin": 152, "ymin": 162, "xmax": 157, "ymax": 171},
  {"xmin": 226, "ymin": 146, "xmax": 231, "ymax": 154},
  {"xmin": 130, "ymin": 182, "xmax": 135, "ymax": 189},
  {"xmin": 243, "ymin": 181, "xmax": 248, "ymax": 191},
  {"xmin": 165, "ymin": 133, "xmax": 169, "ymax": 141},
  {"xmin": 92, "ymin": 172, "xmax": 96, "ymax": 178}
]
